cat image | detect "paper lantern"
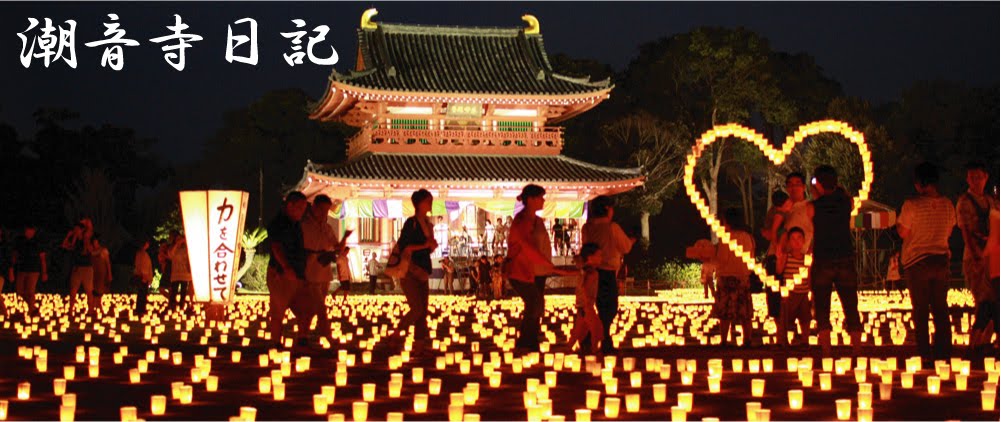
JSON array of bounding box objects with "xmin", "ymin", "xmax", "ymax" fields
[
  {"xmin": 272, "ymin": 383, "xmax": 286, "ymax": 401},
  {"xmin": 878, "ymin": 383, "xmax": 892, "ymax": 400},
  {"xmin": 179, "ymin": 385, "xmax": 193, "ymax": 405},
  {"xmin": 678, "ymin": 392, "xmax": 693, "ymax": 411},
  {"xmin": 352, "ymin": 402, "xmax": 368, "ymax": 422},
  {"xmin": 206, "ymin": 376, "xmax": 218, "ymax": 392},
  {"xmin": 835, "ymin": 399, "xmax": 851, "ymax": 420},
  {"xmin": 755, "ymin": 409, "xmax": 770, "ymax": 422},
  {"xmin": 745, "ymin": 402, "xmax": 761, "ymax": 421},
  {"xmin": 751, "ymin": 379, "xmax": 765, "ymax": 397},
  {"xmin": 386, "ymin": 412, "xmax": 403, "ymax": 422},
  {"xmin": 857, "ymin": 392, "xmax": 872, "ymax": 410},
  {"xmin": 603, "ymin": 397, "xmax": 620, "ymax": 418},
  {"xmin": 956, "ymin": 374, "xmax": 968, "ymax": 391},
  {"xmin": 0, "ymin": 400, "xmax": 8, "ymax": 420},
  {"xmin": 708, "ymin": 375, "xmax": 721, "ymax": 393},
  {"xmin": 60, "ymin": 405, "xmax": 74, "ymax": 422},
  {"xmin": 585, "ymin": 390, "xmax": 600, "ymax": 410},
  {"xmin": 62, "ymin": 394, "xmax": 76, "ymax": 408},
  {"xmin": 151, "ymin": 395, "xmax": 166, "ymax": 415},
  {"xmin": 927, "ymin": 376, "xmax": 941, "ymax": 394},
  {"xmin": 239, "ymin": 407, "xmax": 257, "ymax": 421},
  {"xmin": 413, "ymin": 394, "xmax": 428, "ymax": 413},
  {"xmin": 788, "ymin": 390, "xmax": 803, "ymax": 409},
  {"xmin": 17, "ymin": 383, "xmax": 29, "ymax": 400},
  {"xmin": 313, "ymin": 394, "xmax": 328, "ymax": 415},
  {"xmin": 178, "ymin": 190, "xmax": 250, "ymax": 305},
  {"xmin": 362, "ymin": 383, "xmax": 376, "ymax": 402},
  {"xmin": 575, "ymin": 409, "xmax": 591, "ymax": 422},
  {"xmin": 53, "ymin": 379, "xmax": 67, "ymax": 396},
  {"xmin": 671, "ymin": 406, "xmax": 687, "ymax": 422},
  {"xmin": 412, "ymin": 367, "xmax": 424, "ymax": 383},
  {"xmin": 120, "ymin": 406, "xmax": 138, "ymax": 422},
  {"xmin": 982, "ymin": 390, "xmax": 996, "ymax": 411},
  {"xmin": 857, "ymin": 407, "xmax": 873, "ymax": 422},
  {"xmin": 625, "ymin": 394, "xmax": 640, "ymax": 413},
  {"xmin": 449, "ymin": 404, "xmax": 464, "ymax": 422},
  {"xmin": 64, "ymin": 366, "xmax": 76, "ymax": 381}
]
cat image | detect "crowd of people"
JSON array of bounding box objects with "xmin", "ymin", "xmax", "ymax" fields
[{"xmin": 0, "ymin": 160, "xmax": 996, "ymax": 365}]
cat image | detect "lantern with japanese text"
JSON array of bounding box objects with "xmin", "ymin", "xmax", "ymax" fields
[{"xmin": 179, "ymin": 191, "xmax": 250, "ymax": 318}]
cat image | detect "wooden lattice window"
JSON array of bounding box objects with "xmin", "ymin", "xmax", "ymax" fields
[{"xmin": 498, "ymin": 121, "xmax": 531, "ymax": 132}]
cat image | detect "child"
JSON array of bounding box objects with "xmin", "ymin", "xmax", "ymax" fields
[
  {"xmin": 569, "ymin": 243, "xmax": 604, "ymax": 355},
  {"xmin": 710, "ymin": 208, "xmax": 755, "ymax": 347},
  {"xmin": 763, "ymin": 191, "xmax": 793, "ymax": 325},
  {"xmin": 776, "ymin": 227, "xmax": 813, "ymax": 347},
  {"xmin": 332, "ymin": 246, "xmax": 352, "ymax": 301}
]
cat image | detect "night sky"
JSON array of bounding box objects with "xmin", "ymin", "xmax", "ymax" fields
[{"xmin": 1, "ymin": 1, "xmax": 997, "ymax": 165}]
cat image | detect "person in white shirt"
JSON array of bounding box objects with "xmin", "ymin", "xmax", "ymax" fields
[
  {"xmin": 581, "ymin": 195, "xmax": 636, "ymax": 354},
  {"xmin": 367, "ymin": 252, "xmax": 382, "ymax": 294}
]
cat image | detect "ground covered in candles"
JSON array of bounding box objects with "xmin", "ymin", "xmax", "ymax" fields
[{"xmin": 0, "ymin": 289, "xmax": 998, "ymax": 421}]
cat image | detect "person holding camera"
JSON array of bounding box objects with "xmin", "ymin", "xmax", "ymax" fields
[{"xmin": 62, "ymin": 220, "xmax": 94, "ymax": 315}]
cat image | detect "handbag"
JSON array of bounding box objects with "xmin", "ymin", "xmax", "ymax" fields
[{"xmin": 383, "ymin": 242, "xmax": 410, "ymax": 278}]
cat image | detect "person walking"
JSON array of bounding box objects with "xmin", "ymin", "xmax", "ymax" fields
[
  {"xmin": 581, "ymin": 195, "xmax": 636, "ymax": 354},
  {"xmin": 298, "ymin": 195, "xmax": 340, "ymax": 344},
  {"xmin": 266, "ymin": 191, "xmax": 309, "ymax": 347},
  {"xmin": 388, "ymin": 189, "xmax": 438, "ymax": 356},
  {"xmin": 506, "ymin": 184, "xmax": 576, "ymax": 354},
  {"xmin": 711, "ymin": 208, "xmax": 756, "ymax": 347},
  {"xmin": 898, "ymin": 162, "xmax": 956, "ymax": 365},
  {"xmin": 132, "ymin": 239, "xmax": 154, "ymax": 316},
  {"xmin": 809, "ymin": 165, "xmax": 863, "ymax": 357},
  {"xmin": 12, "ymin": 224, "xmax": 47, "ymax": 317}
]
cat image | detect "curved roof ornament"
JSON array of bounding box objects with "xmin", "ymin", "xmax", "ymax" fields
[
  {"xmin": 521, "ymin": 14, "xmax": 540, "ymax": 35},
  {"xmin": 361, "ymin": 8, "xmax": 378, "ymax": 30}
]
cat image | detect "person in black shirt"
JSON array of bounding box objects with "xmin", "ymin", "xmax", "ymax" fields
[
  {"xmin": 62, "ymin": 222, "xmax": 94, "ymax": 315},
  {"xmin": 11, "ymin": 225, "xmax": 48, "ymax": 317},
  {"xmin": 476, "ymin": 255, "xmax": 491, "ymax": 297},
  {"xmin": 388, "ymin": 189, "xmax": 438, "ymax": 355},
  {"xmin": 266, "ymin": 191, "xmax": 309, "ymax": 347},
  {"xmin": 808, "ymin": 165, "xmax": 862, "ymax": 357}
]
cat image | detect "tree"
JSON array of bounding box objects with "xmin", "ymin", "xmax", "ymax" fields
[
  {"xmin": 600, "ymin": 113, "xmax": 689, "ymax": 245},
  {"xmin": 63, "ymin": 167, "xmax": 131, "ymax": 254},
  {"xmin": 191, "ymin": 89, "xmax": 353, "ymax": 225},
  {"xmin": 620, "ymin": 27, "xmax": 795, "ymax": 241}
]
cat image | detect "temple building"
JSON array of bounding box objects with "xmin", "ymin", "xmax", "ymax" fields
[{"xmin": 297, "ymin": 9, "xmax": 644, "ymax": 283}]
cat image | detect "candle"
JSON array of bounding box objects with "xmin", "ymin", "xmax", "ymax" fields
[
  {"xmin": 878, "ymin": 383, "xmax": 892, "ymax": 400},
  {"xmin": 653, "ymin": 384, "xmax": 667, "ymax": 402},
  {"xmin": 762, "ymin": 359, "xmax": 774, "ymax": 373},
  {"xmin": 239, "ymin": 407, "xmax": 257, "ymax": 421},
  {"xmin": 489, "ymin": 372, "xmax": 502, "ymax": 388},
  {"xmin": 0, "ymin": 400, "xmax": 8, "ymax": 420},
  {"xmin": 857, "ymin": 407, "xmax": 873, "ymax": 422},
  {"xmin": 231, "ymin": 351, "xmax": 241, "ymax": 363},
  {"xmin": 927, "ymin": 376, "xmax": 941, "ymax": 395},
  {"xmin": 53, "ymin": 379, "xmax": 66, "ymax": 396},
  {"xmin": 172, "ymin": 352, "xmax": 182, "ymax": 365},
  {"xmin": 787, "ymin": 358, "xmax": 798, "ymax": 372},
  {"xmin": 982, "ymin": 390, "xmax": 996, "ymax": 411},
  {"xmin": 788, "ymin": 390, "xmax": 803, "ymax": 409},
  {"xmin": 258, "ymin": 377, "xmax": 271, "ymax": 394},
  {"xmin": 206, "ymin": 376, "xmax": 218, "ymax": 392},
  {"xmin": 414, "ymin": 393, "xmax": 428, "ymax": 413},
  {"xmin": 386, "ymin": 412, "xmax": 403, "ymax": 422},
  {"xmin": 732, "ymin": 359, "xmax": 744, "ymax": 373},
  {"xmin": 151, "ymin": 395, "xmax": 166, "ymax": 415},
  {"xmin": 120, "ymin": 406, "xmax": 138, "ymax": 422},
  {"xmin": 526, "ymin": 405, "xmax": 543, "ymax": 422},
  {"xmin": 412, "ymin": 367, "xmax": 424, "ymax": 383},
  {"xmin": 603, "ymin": 397, "xmax": 620, "ymax": 418},
  {"xmin": 604, "ymin": 378, "xmax": 619, "ymax": 395},
  {"xmin": 678, "ymin": 392, "xmax": 693, "ymax": 411},
  {"xmin": 745, "ymin": 402, "xmax": 761, "ymax": 421},
  {"xmin": 630, "ymin": 372, "xmax": 642, "ymax": 388},
  {"xmin": 88, "ymin": 365, "xmax": 99, "ymax": 378},
  {"xmin": 64, "ymin": 366, "xmax": 76, "ymax": 381},
  {"xmin": 352, "ymin": 402, "xmax": 368, "ymax": 422},
  {"xmin": 901, "ymin": 372, "xmax": 914, "ymax": 389},
  {"xmin": 313, "ymin": 394, "xmax": 328, "ymax": 414},
  {"xmin": 625, "ymin": 394, "xmax": 640, "ymax": 413},
  {"xmin": 575, "ymin": 409, "xmax": 592, "ymax": 422},
  {"xmin": 449, "ymin": 404, "xmax": 464, "ymax": 422},
  {"xmin": 751, "ymin": 379, "xmax": 765, "ymax": 397},
  {"xmin": 816, "ymin": 372, "xmax": 828, "ymax": 390},
  {"xmin": 586, "ymin": 390, "xmax": 600, "ymax": 410},
  {"xmin": 179, "ymin": 385, "xmax": 193, "ymax": 405},
  {"xmin": 60, "ymin": 405, "xmax": 74, "ymax": 422},
  {"xmin": 465, "ymin": 383, "xmax": 480, "ymax": 404},
  {"xmin": 671, "ymin": 405, "xmax": 687, "ymax": 422},
  {"xmin": 389, "ymin": 380, "xmax": 402, "ymax": 398},
  {"xmin": 329, "ymin": 413, "xmax": 345, "ymax": 421},
  {"xmin": 17, "ymin": 383, "xmax": 30, "ymax": 400},
  {"xmin": 335, "ymin": 370, "xmax": 347, "ymax": 386},
  {"xmin": 854, "ymin": 368, "xmax": 867, "ymax": 383},
  {"xmin": 272, "ymin": 383, "xmax": 286, "ymax": 400},
  {"xmin": 755, "ymin": 409, "xmax": 770, "ymax": 422},
  {"xmin": 835, "ymin": 399, "xmax": 851, "ymax": 421},
  {"xmin": 956, "ymin": 374, "xmax": 968, "ymax": 391},
  {"xmin": 430, "ymin": 378, "xmax": 442, "ymax": 395},
  {"xmin": 822, "ymin": 358, "xmax": 834, "ymax": 372},
  {"xmin": 708, "ymin": 375, "xmax": 721, "ymax": 393},
  {"xmin": 138, "ymin": 360, "xmax": 148, "ymax": 374},
  {"xmin": 362, "ymin": 383, "xmax": 376, "ymax": 402},
  {"xmin": 749, "ymin": 359, "xmax": 761, "ymax": 373},
  {"xmin": 681, "ymin": 371, "xmax": 694, "ymax": 385},
  {"xmin": 857, "ymin": 392, "xmax": 872, "ymax": 409}
]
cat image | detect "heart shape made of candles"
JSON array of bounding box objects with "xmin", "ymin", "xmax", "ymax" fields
[{"xmin": 683, "ymin": 120, "xmax": 873, "ymax": 295}]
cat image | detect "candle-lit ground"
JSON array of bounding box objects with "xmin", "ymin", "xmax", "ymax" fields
[{"xmin": 0, "ymin": 290, "xmax": 997, "ymax": 421}]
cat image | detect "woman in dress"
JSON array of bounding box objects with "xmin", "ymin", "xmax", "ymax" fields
[{"xmin": 389, "ymin": 189, "xmax": 438, "ymax": 355}]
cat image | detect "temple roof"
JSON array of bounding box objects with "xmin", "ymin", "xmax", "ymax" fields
[
  {"xmin": 329, "ymin": 22, "xmax": 612, "ymax": 96},
  {"xmin": 306, "ymin": 153, "xmax": 642, "ymax": 184}
]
